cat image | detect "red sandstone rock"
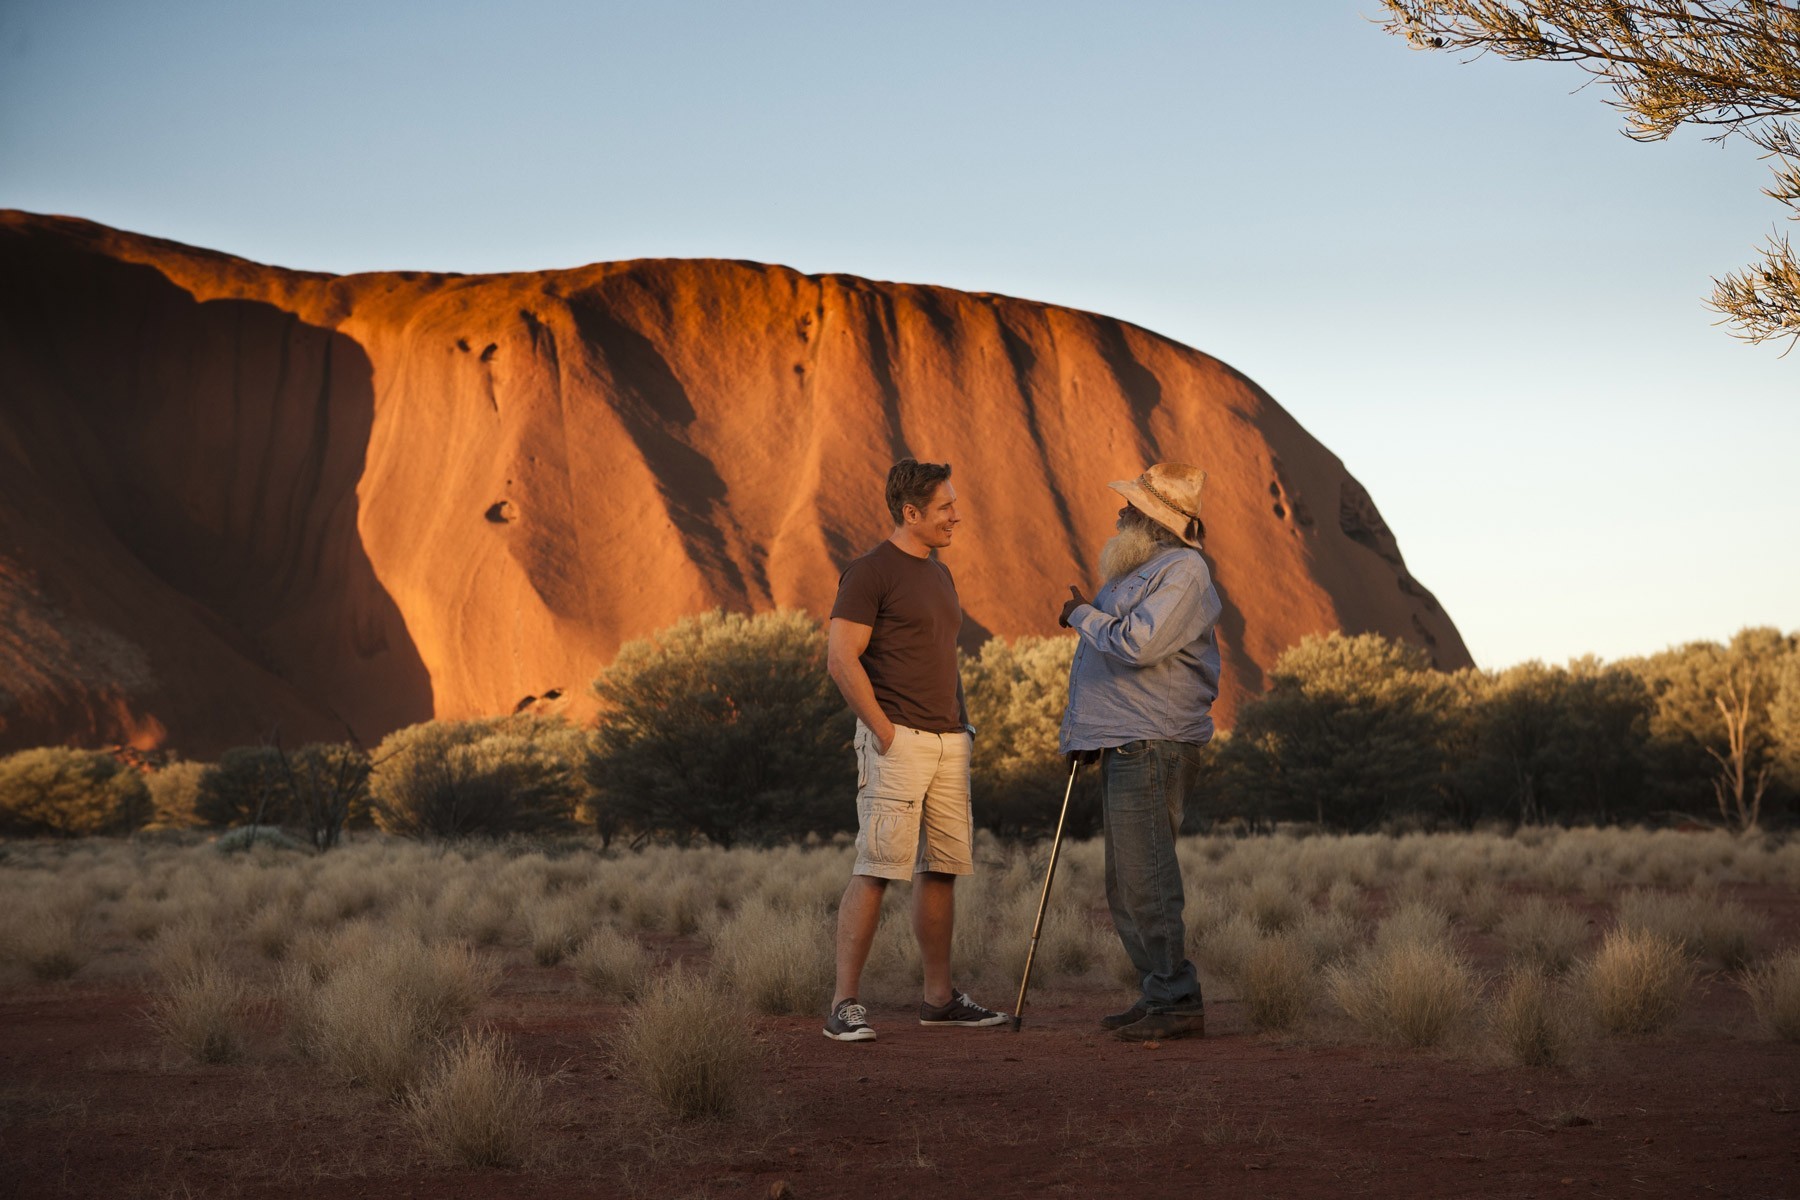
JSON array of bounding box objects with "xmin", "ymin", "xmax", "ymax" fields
[{"xmin": 0, "ymin": 211, "xmax": 1469, "ymax": 755}]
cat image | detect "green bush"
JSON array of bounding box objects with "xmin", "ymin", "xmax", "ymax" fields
[
  {"xmin": 0, "ymin": 747, "xmax": 152, "ymax": 836},
  {"xmin": 586, "ymin": 609, "xmax": 852, "ymax": 848},
  {"xmin": 147, "ymin": 761, "xmax": 208, "ymax": 828},
  {"xmin": 195, "ymin": 746, "xmax": 296, "ymax": 828},
  {"xmin": 371, "ymin": 716, "xmax": 583, "ymax": 838},
  {"xmin": 1222, "ymin": 633, "xmax": 1456, "ymax": 830},
  {"xmin": 961, "ymin": 634, "xmax": 1094, "ymax": 837},
  {"xmin": 287, "ymin": 743, "xmax": 372, "ymax": 850}
]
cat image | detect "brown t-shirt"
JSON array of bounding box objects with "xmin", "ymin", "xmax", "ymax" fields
[{"xmin": 830, "ymin": 540, "xmax": 966, "ymax": 733}]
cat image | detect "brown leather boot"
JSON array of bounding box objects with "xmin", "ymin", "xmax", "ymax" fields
[
  {"xmin": 1099, "ymin": 1002, "xmax": 1147, "ymax": 1030},
  {"xmin": 1113, "ymin": 1011, "xmax": 1204, "ymax": 1042}
]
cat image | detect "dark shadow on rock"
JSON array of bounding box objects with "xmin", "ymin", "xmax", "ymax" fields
[{"xmin": 0, "ymin": 219, "xmax": 433, "ymax": 753}]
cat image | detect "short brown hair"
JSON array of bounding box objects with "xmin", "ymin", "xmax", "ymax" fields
[{"xmin": 885, "ymin": 459, "xmax": 952, "ymax": 525}]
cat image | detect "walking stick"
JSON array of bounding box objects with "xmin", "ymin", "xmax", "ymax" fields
[{"xmin": 1011, "ymin": 755, "xmax": 1083, "ymax": 1032}]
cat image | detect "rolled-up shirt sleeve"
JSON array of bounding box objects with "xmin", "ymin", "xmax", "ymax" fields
[{"xmin": 1069, "ymin": 557, "xmax": 1223, "ymax": 667}]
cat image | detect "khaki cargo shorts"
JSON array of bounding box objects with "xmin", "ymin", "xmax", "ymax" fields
[{"xmin": 852, "ymin": 720, "xmax": 975, "ymax": 881}]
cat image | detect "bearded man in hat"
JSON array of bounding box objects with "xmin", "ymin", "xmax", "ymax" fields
[{"xmin": 1058, "ymin": 462, "xmax": 1222, "ymax": 1042}]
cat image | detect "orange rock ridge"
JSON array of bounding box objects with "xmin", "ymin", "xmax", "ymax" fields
[{"xmin": 0, "ymin": 211, "xmax": 1469, "ymax": 756}]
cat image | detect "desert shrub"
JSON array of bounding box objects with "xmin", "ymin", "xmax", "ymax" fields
[
  {"xmin": 195, "ymin": 746, "xmax": 296, "ymax": 828},
  {"xmin": 147, "ymin": 761, "xmax": 208, "ymax": 828},
  {"xmin": 1292, "ymin": 909, "xmax": 1363, "ymax": 967},
  {"xmin": 287, "ymin": 743, "xmax": 372, "ymax": 851},
  {"xmin": 1496, "ymin": 896, "xmax": 1591, "ymax": 975},
  {"xmin": 1221, "ymin": 634, "xmax": 1457, "ymax": 830},
  {"xmin": 1578, "ymin": 926, "xmax": 1693, "ymax": 1035},
  {"xmin": 960, "ymin": 635, "xmax": 1095, "ymax": 837},
  {"xmin": 1241, "ymin": 877, "xmax": 1306, "ymax": 933},
  {"xmin": 608, "ymin": 968, "xmax": 760, "ymax": 1120},
  {"xmin": 1241, "ymin": 933, "xmax": 1314, "ymax": 1031},
  {"xmin": 0, "ymin": 902, "xmax": 89, "ymax": 980},
  {"xmin": 1614, "ymin": 888, "xmax": 1768, "ymax": 969},
  {"xmin": 148, "ymin": 916, "xmax": 226, "ymax": 982},
  {"xmin": 1328, "ymin": 937, "xmax": 1479, "ymax": 1048},
  {"xmin": 215, "ymin": 825, "xmax": 310, "ymax": 854},
  {"xmin": 290, "ymin": 932, "xmax": 497, "ymax": 1095},
  {"xmin": 371, "ymin": 716, "xmax": 584, "ymax": 839},
  {"xmin": 708, "ymin": 898, "xmax": 833, "ymax": 1016},
  {"xmin": 570, "ymin": 927, "xmax": 655, "ymax": 1001},
  {"xmin": 148, "ymin": 964, "xmax": 251, "ymax": 1064},
  {"xmin": 0, "ymin": 747, "xmax": 151, "ymax": 836},
  {"xmin": 405, "ymin": 1028, "xmax": 545, "ymax": 1168},
  {"xmin": 1742, "ymin": 948, "xmax": 1800, "ymax": 1041},
  {"xmin": 1373, "ymin": 902, "xmax": 1455, "ymax": 954},
  {"xmin": 1491, "ymin": 966, "xmax": 1576, "ymax": 1067},
  {"xmin": 1454, "ymin": 660, "xmax": 1653, "ymax": 827},
  {"xmin": 586, "ymin": 609, "xmax": 853, "ymax": 848},
  {"xmin": 1195, "ymin": 914, "xmax": 1261, "ymax": 983},
  {"xmin": 524, "ymin": 891, "xmax": 593, "ymax": 967}
]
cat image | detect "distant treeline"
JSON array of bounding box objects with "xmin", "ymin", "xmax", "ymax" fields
[{"xmin": 1, "ymin": 614, "xmax": 1795, "ymax": 846}]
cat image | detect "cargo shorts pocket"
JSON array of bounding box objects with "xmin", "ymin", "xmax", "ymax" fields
[{"xmin": 860, "ymin": 796, "xmax": 920, "ymax": 868}]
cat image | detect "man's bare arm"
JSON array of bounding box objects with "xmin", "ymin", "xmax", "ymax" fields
[{"xmin": 827, "ymin": 618, "xmax": 896, "ymax": 753}]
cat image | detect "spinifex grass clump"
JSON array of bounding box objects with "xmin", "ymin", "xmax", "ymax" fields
[
  {"xmin": 286, "ymin": 930, "xmax": 497, "ymax": 1096},
  {"xmin": 148, "ymin": 964, "xmax": 251, "ymax": 1064},
  {"xmin": 405, "ymin": 1028, "xmax": 546, "ymax": 1167},
  {"xmin": 1329, "ymin": 910, "xmax": 1477, "ymax": 1048},
  {"xmin": 608, "ymin": 968, "xmax": 760, "ymax": 1121},
  {"xmin": 1240, "ymin": 933, "xmax": 1314, "ymax": 1032},
  {"xmin": 0, "ymin": 903, "xmax": 91, "ymax": 981},
  {"xmin": 1578, "ymin": 926, "xmax": 1693, "ymax": 1035},
  {"xmin": 1496, "ymin": 895, "xmax": 1591, "ymax": 975},
  {"xmin": 707, "ymin": 898, "xmax": 832, "ymax": 1016},
  {"xmin": 1742, "ymin": 948, "xmax": 1800, "ymax": 1042},
  {"xmin": 569, "ymin": 926, "xmax": 655, "ymax": 1002},
  {"xmin": 1491, "ymin": 966, "xmax": 1575, "ymax": 1067},
  {"xmin": 1615, "ymin": 888, "xmax": 1769, "ymax": 971}
]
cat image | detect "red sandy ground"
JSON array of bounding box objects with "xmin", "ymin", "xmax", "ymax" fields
[{"xmin": 3, "ymin": 888, "xmax": 1798, "ymax": 1200}]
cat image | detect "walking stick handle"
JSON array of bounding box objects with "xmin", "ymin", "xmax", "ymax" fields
[{"xmin": 1012, "ymin": 755, "xmax": 1082, "ymax": 1032}]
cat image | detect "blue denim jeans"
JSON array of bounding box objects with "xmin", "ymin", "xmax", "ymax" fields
[{"xmin": 1100, "ymin": 739, "xmax": 1203, "ymax": 1014}]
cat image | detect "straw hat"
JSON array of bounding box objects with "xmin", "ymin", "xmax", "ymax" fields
[{"xmin": 1108, "ymin": 463, "xmax": 1207, "ymax": 548}]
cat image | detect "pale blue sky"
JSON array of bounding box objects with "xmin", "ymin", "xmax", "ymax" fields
[{"xmin": 3, "ymin": 1, "xmax": 1793, "ymax": 669}]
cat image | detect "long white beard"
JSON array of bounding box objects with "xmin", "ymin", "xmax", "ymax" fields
[{"xmin": 1097, "ymin": 526, "xmax": 1168, "ymax": 582}]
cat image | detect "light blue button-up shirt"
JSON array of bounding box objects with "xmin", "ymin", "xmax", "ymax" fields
[{"xmin": 1058, "ymin": 546, "xmax": 1223, "ymax": 753}]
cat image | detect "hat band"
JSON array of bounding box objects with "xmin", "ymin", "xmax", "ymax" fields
[{"xmin": 1139, "ymin": 477, "xmax": 1197, "ymax": 521}]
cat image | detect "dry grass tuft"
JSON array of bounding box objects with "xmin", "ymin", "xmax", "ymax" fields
[
  {"xmin": 0, "ymin": 904, "xmax": 90, "ymax": 981},
  {"xmin": 1241, "ymin": 877, "xmax": 1305, "ymax": 933},
  {"xmin": 289, "ymin": 934, "xmax": 497, "ymax": 1096},
  {"xmin": 1496, "ymin": 896, "xmax": 1591, "ymax": 976},
  {"xmin": 1240, "ymin": 933, "xmax": 1314, "ymax": 1032},
  {"xmin": 1195, "ymin": 914, "xmax": 1261, "ymax": 983},
  {"xmin": 1491, "ymin": 967, "xmax": 1576, "ymax": 1067},
  {"xmin": 405, "ymin": 1028, "xmax": 546, "ymax": 1167},
  {"xmin": 608, "ymin": 968, "xmax": 760, "ymax": 1121},
  {"xmin": 525, "ymin": 892, "xmax": 593, "ymax": 967},
  {"xmin": 1742, "ymin": 948, "xmax": 1800, "ymax": 1041},
  {"xmin": 570, "ymin": 926, "xmax": 656, "ymax": 1002},
  {"xmin": 148, "ymin": 916, "xmax": 225, "ymax": 981},
  {"xmin": 708, "ymin": 899, "xmax": 832, "ymax": 1016},
  {"xmin": 1373, "ymin": 901, "xmax": 1454, "ymax": 953},
  {"xmin": 1328, "ymin": 937, "xmax": 1478, "ymax": 1048},
  {"xmin": 147, "ymin": 964, "xmax": 251, "ymax": 1064},
  {"xmin": 1611, "ymin": 888, "xmax": 1766, "ymax": 967},
  {"xmin": 1578, "ymin": 926, "xmax": 1693, "ymax": 1035}
]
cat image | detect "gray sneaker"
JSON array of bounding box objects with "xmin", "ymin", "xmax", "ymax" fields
[
  {"xmin": 919, "ymin": 989, "xmax": 1009, "ymax": 1028},
  {"xmin": 823, "ymin": 998, "xmax": 877, "ymax": 1042}
]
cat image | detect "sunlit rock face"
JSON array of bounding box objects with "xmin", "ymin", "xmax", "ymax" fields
[{"xmin": 0, "ymin": 211, "xmax": 1469, "ymax": 755}]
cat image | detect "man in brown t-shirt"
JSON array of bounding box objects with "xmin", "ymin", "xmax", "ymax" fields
[{"xmin": 821, "ymin": 459, "xmax": 1008, "ymax": 1042}]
